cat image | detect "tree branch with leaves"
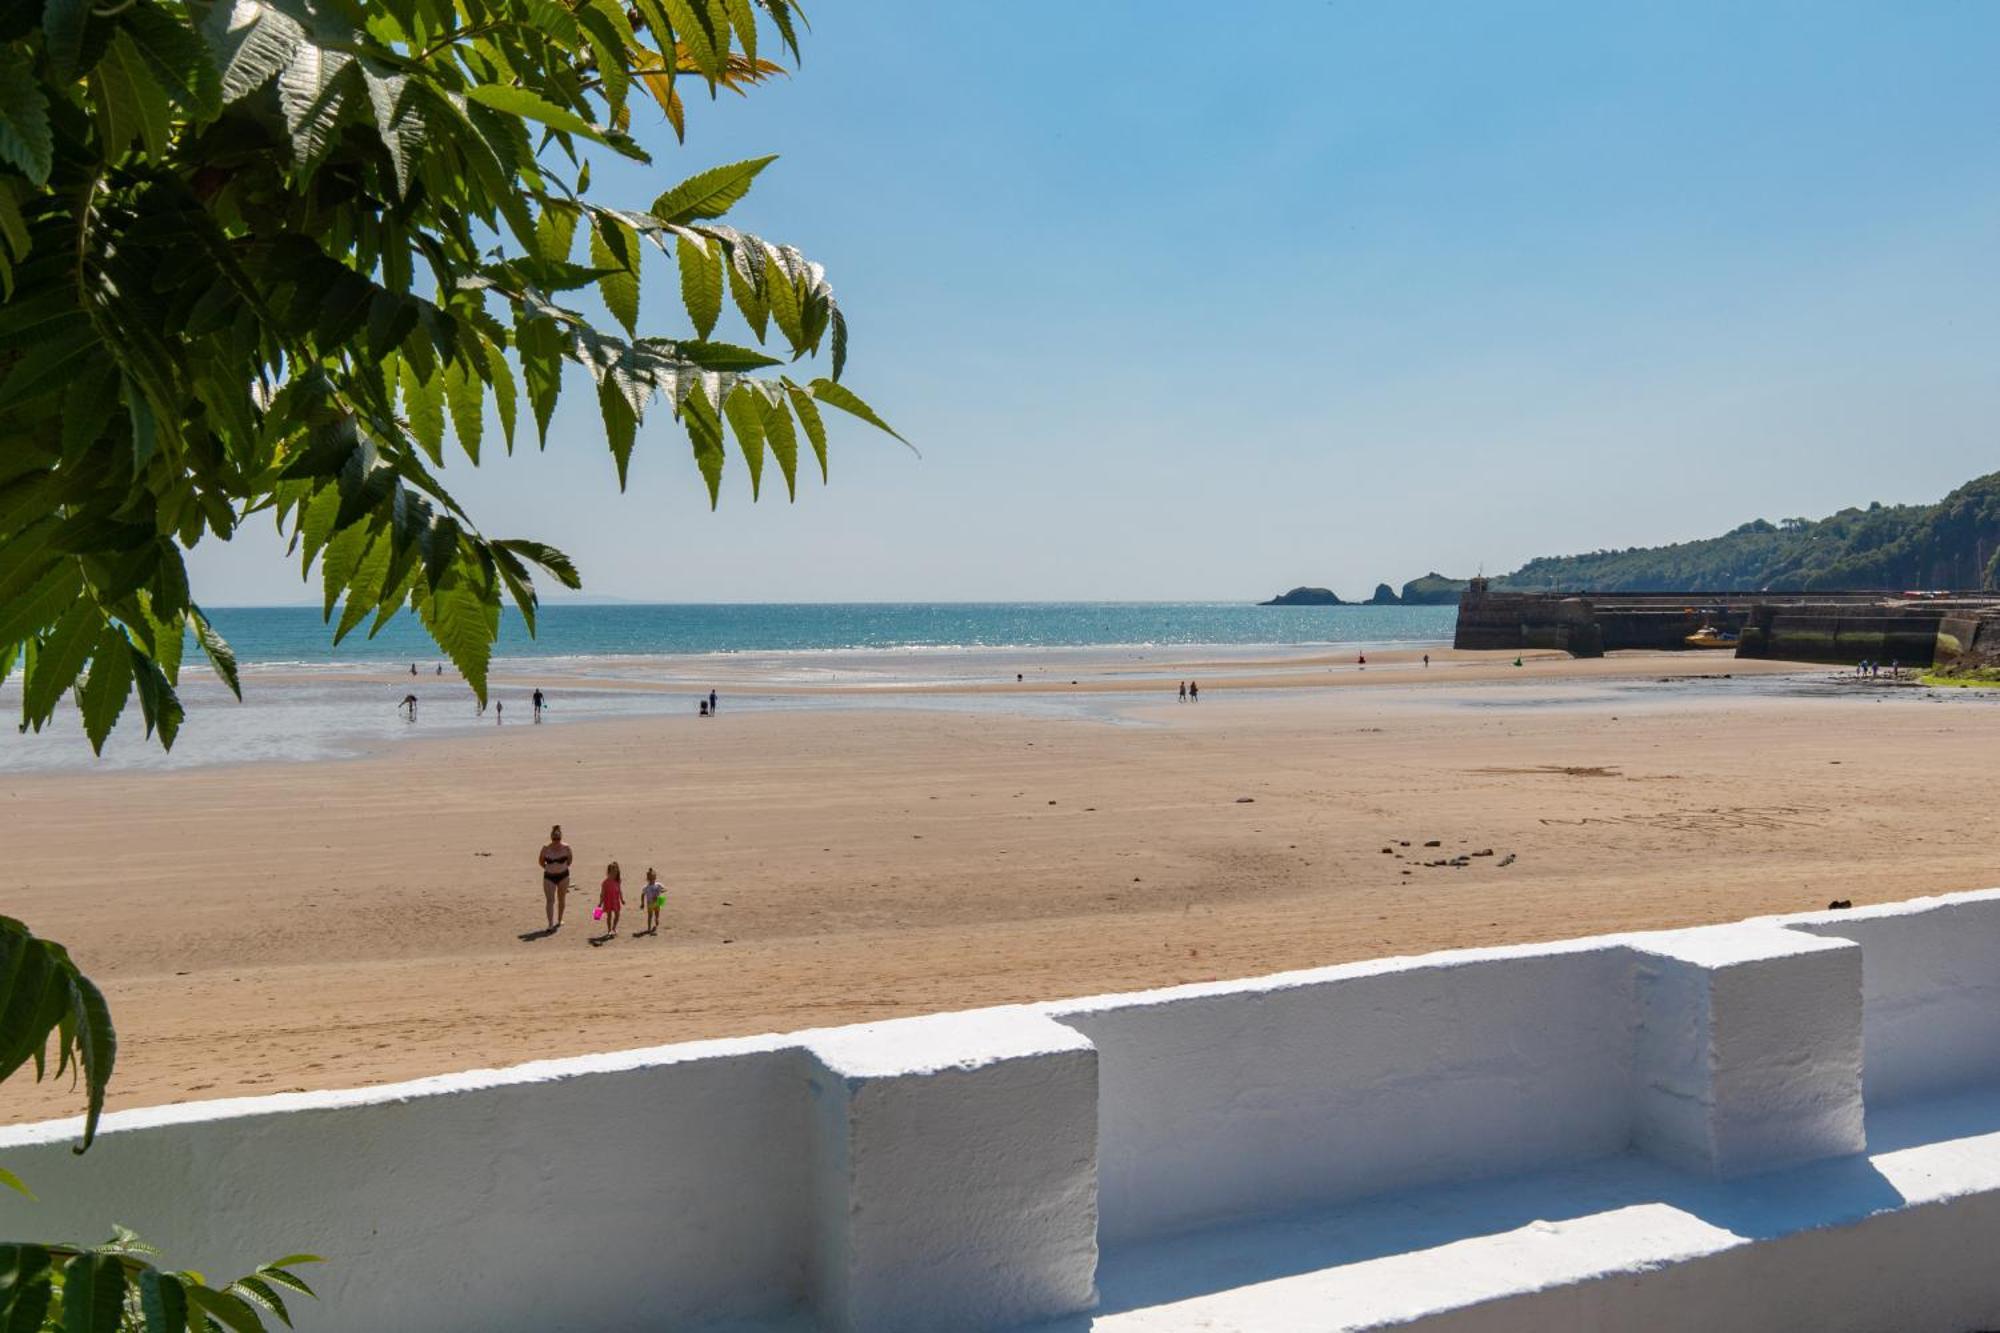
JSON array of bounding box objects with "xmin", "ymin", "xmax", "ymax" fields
[{"xmin": 0, "ymin": 0, "xmax": 902, "ymax": 753}]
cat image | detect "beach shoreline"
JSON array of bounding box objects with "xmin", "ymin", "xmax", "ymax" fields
[{"xmin": 3, "ymin": 648, "xmax": 1993, "ymax": 1122}]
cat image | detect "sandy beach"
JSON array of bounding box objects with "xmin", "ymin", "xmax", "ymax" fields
[{"xmin": 4, "ymin": 646, "xmax": 1995, "ymax": 1122}]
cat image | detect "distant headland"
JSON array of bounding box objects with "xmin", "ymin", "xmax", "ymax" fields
[{"xmin": 1259, "ymin": 470, "xmax": 2000, "ymax": 607}]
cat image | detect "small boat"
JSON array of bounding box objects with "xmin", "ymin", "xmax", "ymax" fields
[{"xmin": 1684, "ymin": 625, "xmax": 1739, "ymax": 650}]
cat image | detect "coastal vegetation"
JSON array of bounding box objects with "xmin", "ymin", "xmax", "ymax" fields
[
  {"xmin": 1497, "ymin": 471, "xmax": 2000, "ymax": 593},
  {"xmin": 1270, "ymin": 474, "xmax": 2000, "ymax": 606},
  {"xmin": 1397, "ymin": 573, "xmax": 1470, "ymax": 604},
  {"xmin": 0, "ymin": 0, "xmax": 897, "ymax": 755}
]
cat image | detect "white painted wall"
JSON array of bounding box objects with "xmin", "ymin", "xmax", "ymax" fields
[
  {"xmin": 6, "ymin": 889, "xmax": 2000, "ymax": 1333},
  {"xmin": 1790, "ymin": 893, "xmax": 2000, "ymax": 1104},
  {"xmin": 1049, "ymin": 944, "xmax": 1638, "ymax": 1243}
]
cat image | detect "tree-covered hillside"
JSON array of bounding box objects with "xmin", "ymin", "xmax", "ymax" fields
[{"xmin": 1498, "ymin": 472, "xmax": 2000, "ymax": 593}]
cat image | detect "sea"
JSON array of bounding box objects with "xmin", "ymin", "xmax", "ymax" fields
[{"xmin": 0, "ymin": 602, "xmax": 1459, "ymax": 773}]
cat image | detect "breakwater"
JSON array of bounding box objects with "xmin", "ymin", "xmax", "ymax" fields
[{"xmin": 1455, "ymin": 579, "xmax": 2000, "ymax": 663}]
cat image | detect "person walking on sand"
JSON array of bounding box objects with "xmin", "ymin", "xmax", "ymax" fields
[
  {"xmin": 532, "ymin": 687, "xmax": 545, "ymax": 721},
  {"xmin": 539, "ymin": 825, "xmax": 572, "ymax": 930},
  {"xmin": 399, "ymin": 693, "xmax": 417, "ymax": 721},
  {"xmin": 598, "ymin": 862, "xmax": 625, "ymax": 936},
  {"xmin": 1178, "ymin": 680, "xmax": 1186, "ymax": 702},
  {"xmin": 641, "ymin": 867, "xmax": 664, "ymax": 936},
  {"xmin": 1424, "ymin": 653, "xmax": 1430, "ymax": 668},
  {"xmin": 709, "ymin": 688, "xmax": 718, "ymax": 714},
  {"xmin": 1189, "ymin": 680, "xmax": 1199, "ymax": 702}
]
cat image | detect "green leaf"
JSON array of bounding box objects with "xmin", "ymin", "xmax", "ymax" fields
[
  {"xmin": 0, "ymin": 52, "xmax": 53, "ymax": 184},
  {"xmin": 682, "ymin": 388, "xmax": 726, "ymax": 506},
  {"xmin": 493, "ymin": 540, "xmax": 580, "ymax": 590},
  {"xmin": 190, "ymin": 606, "xmax": 241, "ymax": 700},
  {"xmin": 723, "ymin": 385, "xmax": 767, "ymax": 500},
  {"xmin": 137, "ymin": 1270, "xmax": 188, "ymax": 1333},
  {"xmin": 229, "ymin": 1274, "xmax": 290, "ymax": 1328},
  {"xmin": 22, "ymin": 599, "xmax": 102, "ymax": 733},
  {"xmin": 361, "ymin": 66, "xmax": 422, "ymax": 196},
  {"xmin": 649, "ymin": 338, "xmax": 780, "ymax": 372},
  {"xmin": 514, "ymin": 314, "xmax": 563, "ymax": 446},
  {"xmin": 0, "ymin": 1167, "xmax": 32, "ymax": 1201},
  {"xmin": 202, "ymin": 0, "xmax": 304, "ymax": 103},
  {"xmin": 333, "ymin": 532, "xmax": 391, "ymax": 643},
  {"xmin": 0, "ymin": 563, "xmax": 83, "ymax": 652},
  {"xmin": 399, "ymin": 357, "xmax": 446, "ymax": 464},
  {"xmin": 44, "ymin": 0, "xmax": 95, "ymax": 80},
  {"xmin": 78, "ymin": 626, "xmax": 133, "ymax": 756},
  {"xmin": 765, "ymin": 249, "xmax": 804, "ymax": 351},
  {"xmin": 723, "ymin": 0, "xmax": 758, "ymax": 62},
  {"xmin": 598, "ymin": 376, "xmax": 638, "ymax": 489},
  {"xmin": 442, "ymin": 358, "xmax": 483, "ymax": 464},
  {"xmin": 0, "ymin": 1244, "xmax": 54, "ymax": 1333},
  {"xmin": 129, "ymin": 649, "xmax": 184, "ymax": 749},
  {"xmin": 785, "ymin": 380, "xmax": 828, "ymax": 482},
  {"xmin": 589, "ymin": 219, "xmax": 641, "ymax": 336},
  {"xmin": 810, "ymin": 378, "xmax": 910, "ymax": 446},
  {"xmin": 251, "ymin": 1265, "xmax": 316, "ymax": 1301},
  {"xmin": 764, "ymin": 392, "xmax": 799, "ymax": 499},
  {"xmin": 463, "ymin": 85, "xmax": 614, "ymax": 148},
  {"xmin": 481, "ymin": 334, "xmax": 517, "ymax": 453},
  {"xmin": 676, "ymin": 235, "xmax": 723, "ymax": 339},
  {"xmin": 60, "ymin": 1252, "xmax": 126, "ymax": 1333},
  {"xmin": 275, "ymin": 37, "xmax": 354, "ymax": 171},
  {"xmin": 724, "ymin": 235, "xmax": 769, "ymax": 340},
  {"xmin": 123, "ymin": 1, "xmax": 223, "ymax": 118},
  {"xmin": 535, "ymin": 203, "xmax": 580, "ymax": 265},
  {"xmin": 649, "ymin": 156, "xmax": 776, "ymax": 225},
  {"xmin": 416, "ymin": 566, "xmax": 498, "ymax": 700},
  {"xmin": 184, "ymin": 1284, "xmax": 266, "ymax": 1333}
]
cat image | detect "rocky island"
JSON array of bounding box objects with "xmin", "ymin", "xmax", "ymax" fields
[{"xmin": 1259, "ymin": 586, "xmax": 1344, "ymax": 606}]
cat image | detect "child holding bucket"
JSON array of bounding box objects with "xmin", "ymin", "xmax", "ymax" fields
[
  {"xmin": 640, "ymin": 868, "xmax": 665, "ymax": 936},
  {"xmin": 596, "ymin": 862, "xmax": 624, "ymax": 935}
]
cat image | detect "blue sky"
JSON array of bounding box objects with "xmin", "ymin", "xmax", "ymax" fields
[{"xmin": 194, "ymin": 2, "xmax": 2000, "ymax": 604}]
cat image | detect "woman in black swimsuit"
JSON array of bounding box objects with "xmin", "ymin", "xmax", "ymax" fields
[{"xmin": 539, "ymin": 825, "xmax": 573, "ymax": 930}]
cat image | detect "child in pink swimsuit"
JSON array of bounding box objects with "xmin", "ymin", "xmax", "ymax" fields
[{"xmin": 598, "ymin": 862, "xmax": 624, "ymax": 935}]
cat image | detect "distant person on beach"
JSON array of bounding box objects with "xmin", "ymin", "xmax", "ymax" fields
[
  {"xmin": 435, "ymin": 664, "xmax": 442, "ymax": 676},
  {"xmin": 532, "ymin": 688, "xmax": 545, "ymax": 721},
  {"xmin": 1423, "ymin": 653, "xmax": 1431, "ymax": 668},
  {"xmin": 1357, "ymin": 653, "xmax": 1366, "ymax": 666},
  {"xmin": 410, "ymin": 663, "xmax": 417, "ymax": 676},
  {"xmin": 495, "ymin": 700, "xmax": 503, "ymax": 723},
  {"xmin": 399, "ymin": 693, "xmax": 417, "ymax": 720},
  {"xmin": 1017, "ymin": 673, "xmax": 1023, "ymax": 683},
  {"xmin": 539, "ymin": 826, "xmax": 572, "ymax": 930},
  {"xmin": 1178, "ymin": 681, "xmax": 1186, "ymax": 702},
  {"xmin": 641, "ymin": 868, "xmax": 664, "ymax": 935},
  {"xmin": 598, "ymin": 862, "xmax": 624, "ymax": 936},
  {"xmin": 709, "ymin": 688, "xmax": 718, "ymax": 714},
  {"xmin": 1189, "ymin": 680, "xmax": 1199, "ymax": 701}
]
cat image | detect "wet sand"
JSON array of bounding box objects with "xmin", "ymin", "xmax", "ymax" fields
[{"xmin": 4, "ymin": 648, "xmax": 1994, "ymax": 1121}]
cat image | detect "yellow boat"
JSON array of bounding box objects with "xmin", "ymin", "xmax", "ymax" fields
[{"xmin": 1684, "ymin": 625, "xmax": 1739, "ymax": 650}]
